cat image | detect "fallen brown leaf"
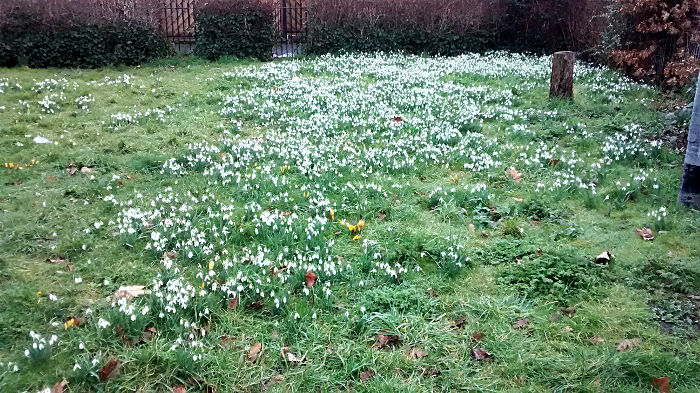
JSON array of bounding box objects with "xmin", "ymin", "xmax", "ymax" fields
[
  {"xmin": 219, "ymin": 336, "xmax": 235, "ymax": 348},
  {"xmin": 280, "ymin": 347, "xmax": 305, "ymax": 364},
  {"xmin": 471, "ymin": 331, "xmax": 485, "ymax": 342},
  {"xmin": 248, "ymin": 299, "xmax": 264, "ymax": 309},
  {"xmin": 586, "ymin": 337, "xmax": 605, "ymax": 345},
  {"xmin": 114, "ymin": 285, "xmax": 149, "ymax": 300},
  {"xmin": 560, "ymin": 306, "xmax": 576, "ymax": 317},
  {"xmin": 637, "ymin": 227, "xmax": 654, "ymax": 241},
  {"xmin": 450, "ymin": 315, "xmax": 467, "ymax": 329},
  {"xmin": 142, "ymin": 327, "xmax": 157, "ymax": 342},
  {"xmin": 512, "ymin": 317, "xmax": 531, "ymax": 329},
  {"xmin": 550, "ymin": 311, "xmax": 561, "ymax": 322},
  {"xmin": 66, "ymin": 165, "xmax": 78, "ymax": 176},
  {"xmin": 65, "ymin": 264, "xmax": 74, "ymax": 271},
  {"xmin": 359, "ymin": 369, "xmax": 376, "ymax": 381},
  {"xmin": 99, "ymin": 357, "xmax": 120, "ymax": 381},
  {"xmin": 404, "ymin": 348, "xmax": 428, "ymax": 359},
  {"xmin": 46, "ymin": 257, "xmax": 66, "ymax": 264},
  {"xmin": 80, "ymin": 166, "xmax": 94, "ymax": 174},
  {"xmin": 51, "ymin": 380, "xmax": 68, "ymax": 393},
  {"xmin": 505, "ymin": 166, "xmax": 522, "ymax": 182},
  {"xmin": 172, "ymin": 384, "xmax": 186, "ymax": 393},
  {"xmin": 227, "ymin": 296, "xmax": 239, "ymax": 310},
  {"xmin": 616, "ymin": 338, "xmax": 642, "ymax": 352},
  {"xmin": 471, "ymin": 348, "xmax": 493, "ymax": 361},
  {"xmin": 651, "ymin": 376, "xmax": 670, "ymax": 393},
  {"xmin": 512, "ymin": 197, "xmax": 524, "ymax": 202},
  {"xmin": 376, "ymin": 332, "xmax": 399, "ymax": 349},
  {"xmin": 304, "ymin": 270, "xmax": 318, "ymax": 288},
  {"xmin": 468, "ymin": 223, "xmax": 475, "ymax": 232},
  {"xmin": 377, "ymin": 213, "xmax": 386, "ymax": 222},
  {"xmin": 247, "ymin": 342, "xmax": 262, "ymax": 362},
  {"xmin": 262, "ymin": 374, "xmax": 284, "ymax": 393}
]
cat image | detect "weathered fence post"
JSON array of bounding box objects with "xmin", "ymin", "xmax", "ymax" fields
[
  {"xmin": 678, "ymin": 75, "xmax": 700, "ymax": 208},
  {"xmin": 549, "ymin": 51, "xmax": 575, "ymax": 99}
]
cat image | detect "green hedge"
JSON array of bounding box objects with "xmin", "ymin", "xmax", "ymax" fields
[
  {"xmin": 0, "ymin": 12, "xmax": 171, "ymax": 68},
  {"xmin": 307, "ymin": 24, "xmax": 499, "ymax": 56},
  {"xmin": 194, "ymin": 3, "xmax": 275, "ymax": 61}
]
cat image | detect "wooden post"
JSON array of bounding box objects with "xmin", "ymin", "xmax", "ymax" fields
[{"xmin": 550, "ymin": 51, "xmax": 575, "ymax": 99}]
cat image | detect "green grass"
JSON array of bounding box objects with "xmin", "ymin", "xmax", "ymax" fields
[{"xmin": 1, "ymin": 52, "xmax": 699, "ymax": 392}]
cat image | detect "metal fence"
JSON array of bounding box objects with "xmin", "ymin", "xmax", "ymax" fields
[
  {"xmin": 162, "ymin": 0, "xmax": 196, "ymax": 52},
  {"xmin": 160, "ymin": 0, "xmax": 307, "ymax": 56},
  {"xmin": 273, "ymin": 0, "xmax": 307, "ymax": 57}
]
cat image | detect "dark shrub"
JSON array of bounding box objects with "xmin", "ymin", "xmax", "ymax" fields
[
  {"xmin": 0, "ymin": 0, "xmax": 170, "ymax": 68},
  {"xmin": 194, "ymin": 0, "xmax": 275, "ymax": 61}
]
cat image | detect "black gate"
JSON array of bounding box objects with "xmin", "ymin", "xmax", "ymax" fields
[
  {"xmin": 162, "ymin": 0, "xmax": 196, "ymax": 52},
  {"xmin": 161, "ymin": 0, "xmax": 306, "ymax": 56},
  {"xmin": 273, "ymin": 0, "xmax": 307, "ymax": 57}
]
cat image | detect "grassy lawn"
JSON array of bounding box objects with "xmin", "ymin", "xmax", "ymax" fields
[{"xmin": 1, "ymin": 53, "xmax": 699, "ymax": 392}]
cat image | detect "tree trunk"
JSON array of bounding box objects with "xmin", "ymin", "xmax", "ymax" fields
[
  {"xmin": 550, "ymin": 51, "xmax": 575, "ymax": 99},
  {"xmin": 679, "ymin": 76, "xmax": 700, "ymax": 208}
]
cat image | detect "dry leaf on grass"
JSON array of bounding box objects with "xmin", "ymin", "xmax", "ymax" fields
[
  {"xmin": 114, "ymin": 285, "xmax": 149, "ymax": 300},
  {"xmin": 377, "ymin": 213, "xmax": 386, "ymax": 222},
  {"xmin": 586, "ymin": 336, "xmax": 605, "ymax": 345},
  {"xmin": 617, "ymin": 338, "xmax": 642, "ymax": 352},
  {"xmin": 51, "ymin": 380, "xmax": 68, "ymax": 393},
  {"xmin": 512, "ymin": 197, "xmax": 524, "ymax": 202},
  {"xmin": 512, "ymin": 317, "xmax": 531, "ymax": 329},
  {"xmin": 227, "ymin": 296, "xmax": 239, "ymax": 310},
  {"xmin": 280, "ymin": 347, "xmax": 305, "ymax": 365},
  {"xmin": 261, "ymin": 374, "xmax": 284, "ymax": 393},
  {"xmin": 471, "ymin": 348, "xmax": 493, "ymax": 361},
  {"xmin": 637, "ymin": 227, "xmax": 654, "ymax": 241},
  {"xmin": 80, "ymin": 166, "xmax": 94, "ymax": 174},
  {"xmin": 404, "ymin": 348, "xmax": 428, "ymax": 359},
  {"xmin": 651, "ymin": 376, "xmax": 670, "ymax": 393},
  {"xmin": 304, "ymin": 270, "xmax": 318, "ymax": 288},
  {"xmin": 471, "ymin": 332, "xmax": 485, "ymax": 342},
  {"xmin": 560, "ymin": 306, "xmax": 576, "ymax": 317},
  {"xmin": 359, "ymin": 370, "xmax": 376, "ymax": 381},
  {"xmin": 99, "ymin": 357, "xmax": 120, "ymax": 381},
  {"xmin": 172, "ymin": 384, "xmax": 186, "ymax": 393},
  {"xmin": 505, "ymin": 166, "xmax": 522, "ymax": 182},
  {"xmin": 247, "ymin": 342, "xmax": 262, "ymax": 362},
  {"xmin": 46, "ymin": 257, "xmax": 66, "ymax": 264},
  {"xmin": 247, "ymin": 299, "xmax": 264, "ymax": 309},
  {"xmin": 376, "ymin": 332, "xmax": 399, "ymax": 349},
  {"xmin": 450, "ymin": 315, "xmax": 467, "ymax": 329},
  {"xmin": 66, "ymin": 165, "xmax": 78, "ymax": 176}
]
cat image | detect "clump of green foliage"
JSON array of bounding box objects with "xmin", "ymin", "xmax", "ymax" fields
[
  {"xmin": 194, "ymin": 0, "xmax": 275, "ymax": 61},
  {"xmin": 498, "ymin": 247, "xmax": 606, "ymax": 302},
  {"xmin": 0, "ymin": 7, "xmax": 170, "ymax": 68}
]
